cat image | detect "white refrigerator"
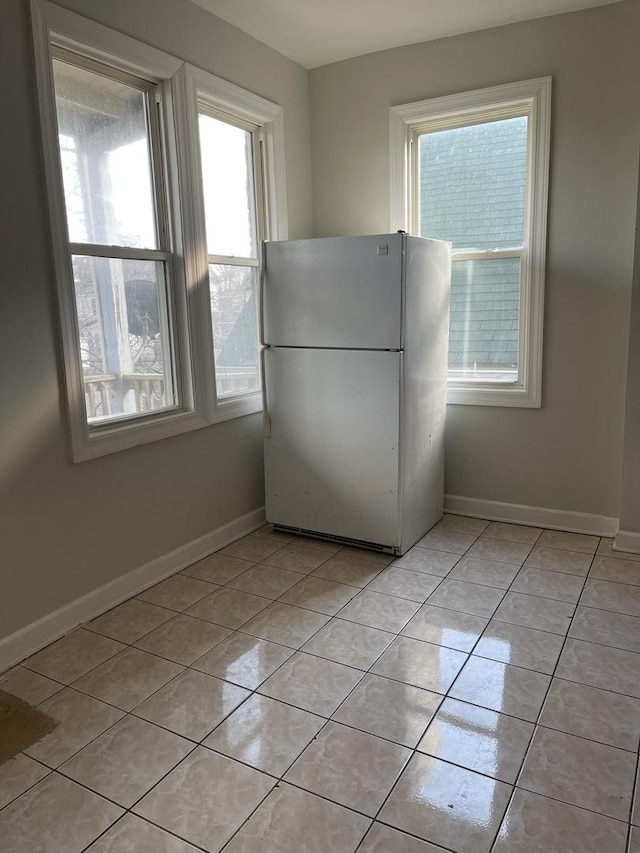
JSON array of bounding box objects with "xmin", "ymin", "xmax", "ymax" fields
[{"xmin": 260, "ymin": 233, "xmax": 451, "ymax": 555}]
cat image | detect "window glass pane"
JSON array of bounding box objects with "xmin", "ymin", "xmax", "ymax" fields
[
  {"xmin": 419, "ymin": 116, "xmax": 528, "ymax": 250},
  {"xmin": 199, "ymin": 113, "xmax": 257, "ymax": 258},
  {"xmin": 53, "ymin": 59, "xmax": 157, "ymax": 248},
  {"xmin": 209, "ymin": 264, "xmax": 259, "ymax": 397},
  {"xmin": 448, "ymin": 258, "xmax": 520, "ymax": 381},
  {"xmin": 72, "ymin": 255, "xmax": 174, "ymax": 420}
]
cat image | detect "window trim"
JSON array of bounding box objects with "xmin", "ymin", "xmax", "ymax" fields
[
  {"xmin": 390, "ymin": 78, "xmax": 551, "ymax": 408},
  {"xmin": 31, "ymin": 0, "xmax": 287, "ymax": 460}
]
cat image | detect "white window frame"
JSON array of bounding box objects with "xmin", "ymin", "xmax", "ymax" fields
[
  {"xmin": 31, "ymin": 0, "xmax": 287, "ymax": 460},
  {"xmin": 390, "ymin": 78, "xmax": 551, "ymax": 407}
]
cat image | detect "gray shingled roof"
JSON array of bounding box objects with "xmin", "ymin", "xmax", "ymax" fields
[{"xmin": 419, "ymin": 116, "xmax": 527, "ymax": 369}]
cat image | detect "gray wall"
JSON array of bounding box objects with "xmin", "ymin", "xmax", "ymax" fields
[
  {"xmin": 0, "ymin": 0, "xmax": 312, "ymax": 641},
  {"xmin": 619, "ymin": 149, "xmax": 640, "ymax": 535},
  {"xmin": 309, "ymin": 0, "xmax": 640, "ymax": 518}
]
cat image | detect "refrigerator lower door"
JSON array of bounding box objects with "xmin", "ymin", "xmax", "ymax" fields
[{"xmin": 264, "ymin": 347, "xmax": 401, "ymax": 549}]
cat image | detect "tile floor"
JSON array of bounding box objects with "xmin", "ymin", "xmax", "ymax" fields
[{"xmin": 1, "ymin": 515, "xmax": 640, "ymax": 852}]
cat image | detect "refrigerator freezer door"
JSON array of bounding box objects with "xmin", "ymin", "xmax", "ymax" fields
[
  {"xmin": 264, "ymin": 347, "xmax": 401, "ymax": 548},
  {"xmin": 262, "ymin": 235, "xmax": 403, "ymax": 349}
]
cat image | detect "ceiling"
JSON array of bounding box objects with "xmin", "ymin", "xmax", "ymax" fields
[{"xmin": 190, "ymin": 0, "xmax": 622, "ymax": 68}]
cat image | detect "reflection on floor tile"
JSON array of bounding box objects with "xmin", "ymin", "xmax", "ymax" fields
[
  {"xmin": 203, "ymin": 694, "xmax": 324, "ymax": 776},
  {"xmin": 493, "ymin": 788, "xmax": 628, "ymax": 853},
  {"xmin": 223, "ymin": 784, "xmax": 370, "ymax": 853},
  {"xmin": 379, "ymin": 752, "xmax": 512, "ymax": 853},
  {"xmin": 417, "ymin": 697, "xmax": 533, "ymax": 782},
  {"xmin": 6, "ymin": 517, "xmax": 640, "ymax": 851}
]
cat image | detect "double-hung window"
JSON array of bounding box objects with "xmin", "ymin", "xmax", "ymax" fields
[
  {"xmin": 31, "ymin": 0, "xmax": 286, "ymax": 460},
  {"xmin": 390, "ymin": 78, "xmax": 551, "ymax": 407}
]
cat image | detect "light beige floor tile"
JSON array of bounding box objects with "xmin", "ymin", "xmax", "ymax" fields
[
  {"xmin": 258, "ymin": 651, "xmax": 363, "ymax": 716},
  {"xmin": 590, "ymin": 555, "xmax": 640, "ymax": 585},
  {"xmin": 0, "ymin": 666, "xmax": 62, "ymax": 704},
  {"xmin": 449, "ymin": 656, "xmax": 550, "ymax": 721},
  {"xmin": 278, "ymin": 575, "xmax": 359, "ymax": 615},
  {"xmin": 284, "ymin": 721, "xmax": 410, "ymax": 816},
  {"xmin": 223, "ymin": 783, "xmax": 370, "ymax": 853},
  {"xmin": 465, "ymin": 538, "xmax": 532, "ymax": 566},
  {"xmin": 25, "ymin": 688, "xmax": 124, "ymax": 767},
  {"xmin": 181, "ymin": 553, "xmax": 253, "ymax": 585},
  {"xmin": 448, "ymin": 556, "xmax": 520, "ymax": 589},
  {"xmin": 366, "ymin": 567, "xmax": 441, "ymax": 602},
  {"xmin": 371, "ymin": 636, "xmax": 467, "ymax": 694},
  {"xmin": 426, "ymin": 579, "xmax": 504, "ymax": 617},
  {"xmin": 86, "ymin": 599, "xmax": 175, "ymax": 644},
  {"xmin": 227, "ymin": 564, "xmax": 304, "ymax": 598},
  {"xmin": 332, "ymin": 673, "xmax": 442, "ymax": 747},
  {"xmin": 392, "ymin": 547, "xmax": 459, "ymax": 576},
  {"xmin": 251, "ymin": 526, "xmax": 297, "ymax": 543},
  {"xmin": 220, "ymin": 536, "xmax": 284, "ymax": 562},
  {"xmin": 358, "ymin": 823, "xmax": 447, "ymax": 852},
  {"xmin": 474, "ymin": 621, "xmax": 564, "ymax": 674},
  {"xmin": 60, "ymin": 715, "xmax": 192, "ymax": 807},
  {"xmin": 378, "ymin": 753, "xmax": 511, "ymax": 853},
  {"xmin": 493, "ymin": 591, "xmax": 574, "ymax": 634},
  {"xmin": 597, "ymin": 538, "xmax": 640, "ymax": 562},
  {"xmin": 400, "ymin": 604, "xmax": 488, "ymax": 652},
  {"xmin": 262, "ymin": 544, "xmax": 334, "ymax": 573},
  {"xmin": 133, "ymin": 747, "xmax": 275, "ymax": 852},
  {"xmin": 134, "ymin": 669, "xmax": 250, "ymax": 741},
  {"xmin": 482, "ymin": 522, "xmax": 542, "ymax": 545},
  {"xmin": 72, "ymin": 648, "xmax": 183, "ymax": 711},
  {"xmin": 203, "ymin": 694, "xmax": 324, "ymax": 776},
  {"xmin": 22, "ymin": 629, "xmax": 124, "ymax": 684},
  {"xmin": 239, "ymin": 601, "xmax": 329, "ymax": 648},
  {"xmin": 524, "ymin": 545, "xmax": 592, "ymax": 576},
  {"xmin": 134, "ymin": 614, "xmax": 231, "ymax": 665},
  {"xmin": 537, "ymin": 529, "xmax": 599, "ymax": 554},
  {"xmin": 511, "ymin": 566, "xmax": 584, "ymax": 603},
  {"xmin": 0, "ymin": 773, "xmax": 124, "ymax": 853},
  {"xmin": 338, "ymin": 545, "xmax": 393, "ymax": 567},
  {"xmin": 291, "ymin": 536, "xmax": 342, "ymax": 554},
  {"xmin": 192, "ymin": 633, "xmax": 294, "ymax": 689},
  {"xmin": 580, "ymin": 577, "xmax": 640, "ymax": 617},
  {"xmin": 492, "ymin": 789, "xmax": 628, "ymax": 853},
  {"xmin": 569, "ymin": 605, "xmax": 640, "ymax": 653},
  {"xmin": 311, "ymin": 554, "xmax": 384, "ymax": 587},
  {"xmin": 0, "ymin": 755, "xmax": 49, "ymax": 810},
  {"xmin": 184, "ymin": 587, "xmax": 270, "ymax": 629},
  {"xmin": 517, "ymin": 726, "xmax": 635, "ymax": 820},
  {"xmin": 539, "ymin": 678, "xmax": 640, "ymax": 751},
  {"xmin": 136, "ymin": 575, "xmax": 216, "ymax": 612},
  {"xmin": 431, "ymin": 515, "xmax": 489, "ymax": 536},
  {"xmin": 301, "ymin": 618, "xmax": 394, "ymax": 670},
  {"xmin": 85, "ymin": 813, "xmax": 201, "ymax": 852},
  {"xmin": 417, "ymin": 698, "xmax": 533, "ymax": 783},
  {"xmin": 336, "ymin": 589, "xmax": 421, "ymax": 633},
  {"xmin": 555, "ymin": 638, "xmax": 640, "ymax": 698},
  {"xmin": 631, "ymin": 826, "xmax": 640, "ymax": 853},
  {"xmin": 415, "ymin": 529, "xmax": 478, "ymax": 554}
]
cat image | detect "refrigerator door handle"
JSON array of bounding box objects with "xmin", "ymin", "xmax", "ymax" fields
[
  {"xmin": 259, "ymin": 239, "xmax": 267, "ymax": 347},
  {"xmin": 260, "ymin": 346, "xmax": 271, "ymax": 438}
]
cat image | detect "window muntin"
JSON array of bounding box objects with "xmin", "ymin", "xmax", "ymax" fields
[
  {"xmin": 197, "ymin": 110, "xmax": 262, "ymax": 400},
  {"xmin": 52, "ymin": 51, "xmax": 176, "ymax": 423},
  {"xmin": 415, "ymin": 115, "xmax": 528, "ymax": 384},
  {"xmin": 390, "ymin": 78, "xmax": 550, "ymax": 407}
]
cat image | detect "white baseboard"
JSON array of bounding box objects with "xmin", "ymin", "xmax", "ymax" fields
[
  {"xmin": 614, "ymin": 529, "xmax": 640, "ymax": 554},
  {"xmin": 444, "ymin": 494, "xmax": 619, "ymax": 537},
  {"xmin": 0, "ymin": 506, "xmax": 266, "ymax": 675}
]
